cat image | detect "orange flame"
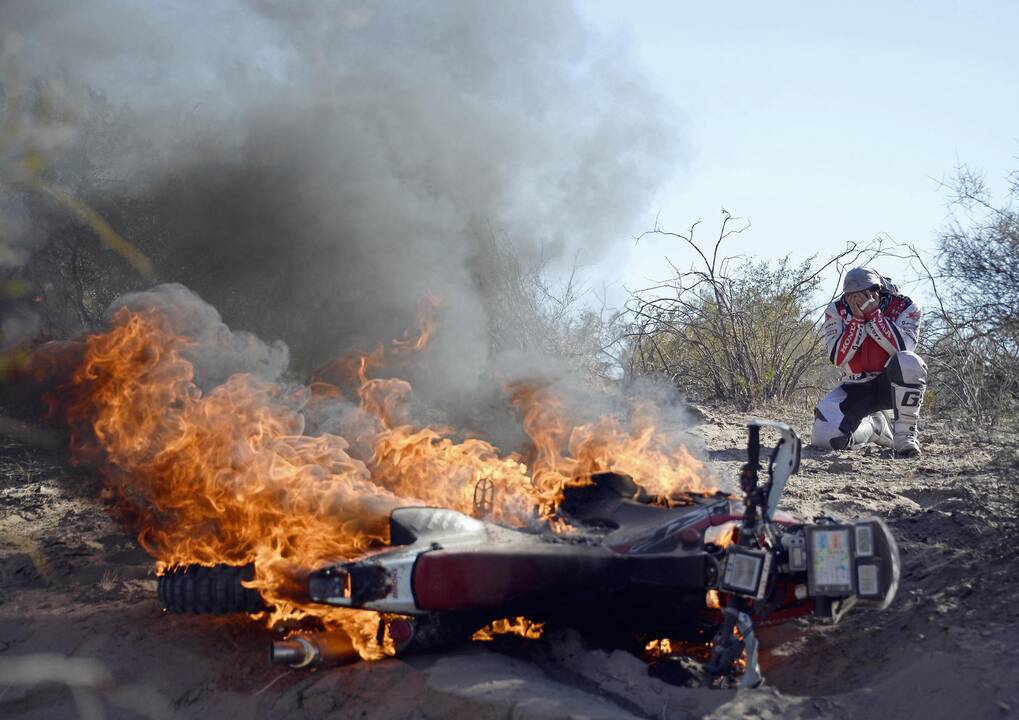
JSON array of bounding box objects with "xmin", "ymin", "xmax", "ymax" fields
[
  {"xmin": 643, "ymin": 638, "xmax": 713, "ymax": 661},
  {"xmin": 472, "ymin": 617, "xmax": 545, "ymax": 642},
  {"xmin": 511, "ymin": 385, "xmax": 713, "ymax": 516},
  {"xmin": 704, "ymin": 521, "xmax": 738, "ymax": 549},
  {"xmin": 45, "ymin": 299, "xmax": 713, "ymax": 658}
]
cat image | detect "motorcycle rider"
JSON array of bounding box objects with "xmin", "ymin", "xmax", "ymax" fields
[{"xmin": 810, "ymin": 267, "xmax": 926, "ymax": 457}]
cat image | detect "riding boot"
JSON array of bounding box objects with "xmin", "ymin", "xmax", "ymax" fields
[
  {"xmin": 891, "ymin": 382, "xmax": 924, "ymax": 457},
  {"xmin": 847, "ymin": 412, "xmax": 893, "ymax": 449},
  {"xmin": 869, "ymin": 411, "xmax": 895, "ymax": 449}
]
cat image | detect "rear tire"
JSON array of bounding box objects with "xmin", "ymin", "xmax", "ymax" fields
[{"xmin": 158, "ymin": 563, "xmax": 266, "ymax": 614}]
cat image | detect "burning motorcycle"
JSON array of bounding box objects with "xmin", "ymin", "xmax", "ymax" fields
[{"xmin": 159, "ymin": 420, "xmax": 899, "ymax": 687}]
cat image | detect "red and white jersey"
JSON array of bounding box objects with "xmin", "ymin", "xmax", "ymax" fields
[{"xmin": 819, "ymin": 292, "xmax": 922, "ymax": 382}]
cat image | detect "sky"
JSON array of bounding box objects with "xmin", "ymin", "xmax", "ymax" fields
[{"xmin": 574, "ymin": 1, "xmax": 1019, "ymax": 305}]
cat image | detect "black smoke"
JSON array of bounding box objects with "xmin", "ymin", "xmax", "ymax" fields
[{"xmin": 2, "ymin": 1, "xmax": 680, "ymax": 415}]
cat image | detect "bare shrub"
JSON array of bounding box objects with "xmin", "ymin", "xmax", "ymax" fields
[
  {"xmin": 1, "ymin": 67, "xmax": 153, "ymax": 344},
  {"xmin": 624, "ymin": 211, "xmax": 893, "ymax": 410},
  {"xmin": 473, "ymin": 225, "xmax": 625, "ymax": 385},
  {"xmin": 921, "ymin": 164, "xmax": 1019, "ymax": 423}
]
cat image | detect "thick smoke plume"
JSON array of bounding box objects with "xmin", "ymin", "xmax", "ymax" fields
[{"xmin": 2, "ymin": 1, "xmax": 679, "ymax": 412}]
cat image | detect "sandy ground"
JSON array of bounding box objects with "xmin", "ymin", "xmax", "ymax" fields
[{"xmin": 1, "ymin": 405, "xmax": 1018, "ymax": 720}]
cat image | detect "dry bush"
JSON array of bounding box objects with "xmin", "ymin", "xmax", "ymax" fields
[
  {"xmin": 624, "ymin": 211, "xmax": 897, "ymax": 410},
  {"xmin": 473, "ymin": 225, "xmax": 625, "ymax": 385},
  {"xmin": 921, "ymin": 164, "xmax": 1019, "ymax": 423},
  {"xmin": 1, "ymin": 68, "xmax": 154, "ymax": 345}
]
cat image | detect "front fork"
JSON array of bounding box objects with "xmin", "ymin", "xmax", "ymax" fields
[
  {"xmin": 704, "ymin": 422, "xmax": 768, "ymax": 687},
  {"xmin": 703, "ymin": 600, "xmax": 763, "ymax": 688}
]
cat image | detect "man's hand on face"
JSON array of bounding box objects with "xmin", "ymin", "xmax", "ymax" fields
[{"xmin": 846, "ymin": 289, "xmax": 879, "ymax": 318}]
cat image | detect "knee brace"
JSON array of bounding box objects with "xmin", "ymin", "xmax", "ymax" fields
[{"xmin": 886, "ymin": 351, "xmax": 927, "ymax": 386}]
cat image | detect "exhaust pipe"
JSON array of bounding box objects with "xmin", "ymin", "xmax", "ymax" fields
[{"xmin": 269, "ymin": 631, "xmax": 357, "ymax": 668}]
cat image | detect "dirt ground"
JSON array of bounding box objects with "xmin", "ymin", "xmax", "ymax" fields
[{"xmin": 1, "ymin": 404, "xmax": 1017, "ymax": 720}]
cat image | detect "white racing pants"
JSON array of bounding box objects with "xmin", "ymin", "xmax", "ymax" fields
[{"xmin": 811, "ymin": 351, "xmax": 927, "ymax": 450}]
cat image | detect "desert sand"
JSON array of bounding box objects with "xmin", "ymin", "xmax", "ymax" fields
[{"xmin": 2, "ymin": 405, "xmax": 1017, "ymax": 719}]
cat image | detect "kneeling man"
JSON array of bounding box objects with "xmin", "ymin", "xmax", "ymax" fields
[{"xmin": 811, "ymin": 267, "xmax": 926, "ymax": 457}]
